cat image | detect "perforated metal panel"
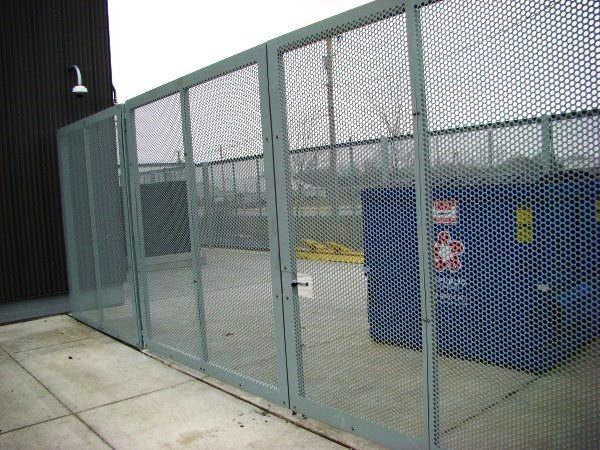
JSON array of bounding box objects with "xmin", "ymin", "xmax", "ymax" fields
[
  {"xmin": 188, "ymin": 63, "xmax": 281, "ymax": 389},
  {"xmin": 86, "ymin": 114, "xmax": 139, "ymax": 344},
  {"xmin": 415, "ymin": 0, "xmax": 600, "ymax": 447},
  {"xmin": 271, "ymin": 2, "xmax": 425, "ymax": 446},
  {"xmin": 57, "ymin": 106, "xmax": 141, "ymax": 346},
  {"xmin": 128, "ymin": 92, "xmax": 202, "ymax": 358},
  {"xmin": 58, "ymin": 127, "xmax": 100, "ymax": 326}
]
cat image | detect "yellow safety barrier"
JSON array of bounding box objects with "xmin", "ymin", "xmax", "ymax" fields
[{"xmin": 295, "ymin": 239, "xmax": 364, "ymax": 264}]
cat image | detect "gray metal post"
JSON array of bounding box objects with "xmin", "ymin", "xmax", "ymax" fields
[
  {"xmin": 56, "ymin": 129, "xmax": 81, "ymax": 314},
  {"xmin": 349, "ymin": 138, "xmax": 359, "ymax": 214},
  {"xmin": 256, "ymin": 43, "xmax": 292, "ymax": 406},
  {"xmin": 118, "ymin": 106, "xmax": 145, "ymax": 348},
  {"xmin": 82, "ymin": 123, "xmax": 105, "ymax": 330},
  {"xmin": 180, "ymin": 88, "xmax": 209, "ymax": 364},
  {"xmin": 266, "ymin": 39, "xmax": 305, "ymax": 408},
  {"xmin": 201, "ymin": 162, "xmax": 212, "ymax": 247},
  {"xmin": 255, "ymin": 157, "xmax": 262, "ymax": 209},
  {"xmin": 231, "ymin": 160, "xmax": 240, "ymax": 247},
  {"xmin": 123, "ymin": 108, "xmax": 153, "ymax": 343},
  {"xmin": 406, "ymin": 1, "xmax": 438, "ymax": 448},
  {"xmin": 487, "ymin": 128, "xmax": 494, "ymax": 167},
  {"xmin": 541, "ymin": 116, "xmax": 555, "ymax": 172},
  {"xmin": 380, "ymin": 136, "xmax": 391, "ymax": 185}
]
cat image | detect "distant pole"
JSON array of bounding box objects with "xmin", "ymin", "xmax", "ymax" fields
[
  {"xmin": 487, "ymin": 129, "xmax": 494, "ymax": 167},
  {"xmin": 219, "ymin": 145, "xmax": 226, "ymax": 194},
  {"xmin": 541, "ymin": 116, "xmax": 555, "ymax": 173},
  {"xmin": 325, "ymin": 37, "xmax": 336, "ymax": 147},
  {"xmin": 324, "ymin": 37, "xmax": 340, "ymax": 227}
]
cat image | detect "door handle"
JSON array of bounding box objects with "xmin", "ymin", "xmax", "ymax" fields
[{"xmin": 291, "ymin": 280, "xmax": 309, "ymax": 287}]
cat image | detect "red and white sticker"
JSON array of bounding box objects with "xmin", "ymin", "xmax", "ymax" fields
[
  {"xmin": 433, "ymin": 200, "xmax": 458, "ymax": 225},
  {"xmin": 434, "ymin": 231, "xmax": 465, "ymax": 272}
]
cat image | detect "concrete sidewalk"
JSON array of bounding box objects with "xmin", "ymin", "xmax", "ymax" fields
[{"xmin": 0, "ymin": 315, "xmax": 383, "ymax": 450}]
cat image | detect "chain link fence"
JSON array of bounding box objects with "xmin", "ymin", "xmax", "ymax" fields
[{"xmin": 58, "ymin": 1, "xmax": 598, "ymax": 448}]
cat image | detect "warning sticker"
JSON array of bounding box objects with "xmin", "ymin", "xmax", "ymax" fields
[
  {"xmin": 434, "ymin": 231, "xmax": 465, "ymax": 272},
  {"xmin": 433, "ymin": 200, "xmax": 458, "ymax": 225},
  {"xmin": 516, "ymin": 206, "xmax": 533, "ymax": 244}
]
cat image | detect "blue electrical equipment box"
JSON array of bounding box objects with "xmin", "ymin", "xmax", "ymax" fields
[{"xmin": 362, "ymin": 175, "xmax": 599, "ymax": 372}]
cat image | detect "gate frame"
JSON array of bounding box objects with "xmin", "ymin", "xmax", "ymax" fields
[
  {"xmin": 405, "ymin": 0, "xmax": 439, "ymax": 448},
  {"xmin": 124, "ymin": 45, "xmax": 290, "ymax": 407},
  {"xmin": 266, "ymin": 0, "xmax": 433, "ymax": 448}
]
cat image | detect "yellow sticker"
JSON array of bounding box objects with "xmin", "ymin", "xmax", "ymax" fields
[
  {"xmin": 596, "ymin": 199, "xmax": 600, "ymax": 223},
  {"xmin": 516, "ymin": 207, "xmax": 533, "ymax": 224},
  {"xmin": 516, "ymin": 206, "xmax": 533, "ymax": 243}
]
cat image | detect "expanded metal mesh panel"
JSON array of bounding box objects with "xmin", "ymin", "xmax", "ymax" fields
[
  {"xmin": 278, "ymin": 6, "xmax": 424, "ymax": 437},
  {"xmin": 132, "ymin": 93, "xmax": 201, "ymax": 357},
  {"xmin": 188, "ymin": 64, "xmax": 279, "ymax": 388},
  {"xmin": 64, "ymin": 129, "xmax": 100, "ymax": 326},
  {"xmin": 418, "ymin": 0, "xmax": 599, "ymax": 447},
  {"xmin": 86, "ymin": 116, "xmax": 138, "ymax": 343}
]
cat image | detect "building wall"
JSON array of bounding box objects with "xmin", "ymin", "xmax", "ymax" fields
[{"xmin": 0, "ymin": 0, "xmax": 114, "ymax": 302}]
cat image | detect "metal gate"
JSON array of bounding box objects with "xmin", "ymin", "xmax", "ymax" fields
[
  {"xmin": 124, "ymin": 46, "xmax": 289, "ymax": 405},
  {"xmin": 57, "ymin": 106, "xmax": 141, "ymax": 346},
  {"xmin": 268, "ymin": 1, "xmax": 426, "ymax": 448},
  {"xmin": 56, "ymin": 1, "xmax": 599, "ymax": 448}
]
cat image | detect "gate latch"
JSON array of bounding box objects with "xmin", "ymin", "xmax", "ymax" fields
[{"xmin": 291, "ymin": 280, "xmax": 309, "ymax": 287}]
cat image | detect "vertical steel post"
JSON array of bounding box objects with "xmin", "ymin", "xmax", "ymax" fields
[
  {"xmin": 201, "ymin": 162, "xmax": 212, "ymax": 247},
  {"xmin": 123, "ymin": 108, "xmax": 153, "ymax": 343},
  {"xmin": 406, "ymin": 1, "xmax": 438, "ymax": 448},
  {"xmin": 380, "ymin": 136, "xmax": 391, "ymax": 185},
  {"xmin": 180, "ymin": 88, "xmax": 209, "ymax": 364},
  {"xmin": 255, "ymin": 157, "xmax": 262, "ymax": 207},
  {"xmin": 266, "ymin": 39, "xmax": 305, "ymax": 409},
  {"xmin": 257, "ymin": 43, "xmax": 292, "ymax": 406},
  {"xmin": 231, "ymin": 160, "xmax": 240, "ymax": 247},
  {"xmin": 349, "ymin": 139, "xmax": 359, "ymax": 214},
  {"xmin": 487, "ymin": 128, "xmax": 494, "ymax": 167},
  {"xmin": 119, "ymin": 106, "xmax": 145, "ymax": 348},
  {"xmin": 541, "ymin": 116, "xmax": 555, "ymax": 173},
  {"xmin": 57, "ymin": 130, "xmax": 81, "ymax": 315},
  {"xmin": 82, "ymin": 122, "xmax": 105, "ymax": 330}
]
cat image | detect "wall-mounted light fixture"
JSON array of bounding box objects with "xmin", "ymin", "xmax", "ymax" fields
[{"xmin": 69, "ymin": 65, "xmax": 88, "ymax": 97}]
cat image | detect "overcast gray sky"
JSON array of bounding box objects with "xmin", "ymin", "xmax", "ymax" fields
[{"xmin": 108, "ymin": 0, "xmax": 370, "ymax": 102}]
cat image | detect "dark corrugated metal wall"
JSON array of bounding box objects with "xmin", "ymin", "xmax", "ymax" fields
[{"xmin": 0, "ymin": 0, "xmax": 113, "ymax": 302}]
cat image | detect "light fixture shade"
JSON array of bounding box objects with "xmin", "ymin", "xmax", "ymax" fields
[{"xmin": 72, "ymin": 85, "xmax": 88, "ymax": 95}]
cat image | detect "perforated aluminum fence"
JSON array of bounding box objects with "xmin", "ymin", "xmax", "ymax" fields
[
  {"xmin": 57, "ymin": 106, "xmax": 141, "ymax": 346},
  {"xmin": 57, "ymin": 1, "xmax": 598, "ymax": 448},
  {"xmin": 414, "ymin": 0, "xmax": 600, "ymax": 448}
]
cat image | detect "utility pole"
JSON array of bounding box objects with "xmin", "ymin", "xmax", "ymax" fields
[
  {"xmin": 324, "ymin": 37, "xmax": 340, "ymax": 228},
  {"xmin": 219, "ymin": 145, "xmax": 226, "ymax": 195},
  {"xmin": 325, "ymin": 37, "xmax": 336, "ymax": 147}
]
